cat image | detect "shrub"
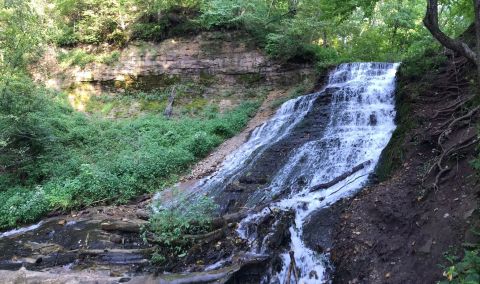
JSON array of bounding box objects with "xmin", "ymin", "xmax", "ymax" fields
[
  {"xmin": 0, "ymin": 187, "xmax": 49, "ymax": 228},
  {"xmin": 131, "ymin": 22, "xmax": 168, "ymax": 42},
  {"xmin": 147, "ymin": 191, "xmax": 218, "ymax": 262},
  {"xmin": 441, "ymin": 249, "xmax": 480, "ymax": 283},
  {"xmin": 55, "ymin": 26, "xmax": 78, "ymax": 47}
]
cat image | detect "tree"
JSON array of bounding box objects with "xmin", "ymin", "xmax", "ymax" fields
[
  {"xmin": 0, "ymin": 0, "xmax": 45, "ymax": 70},
  {"xmin": 423, "ymin": 0, "xmax": 480, "ymax": 84}
]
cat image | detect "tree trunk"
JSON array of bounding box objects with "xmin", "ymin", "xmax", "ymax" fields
[
  {"xmin": 474, "ymin": 0, "xmax": 480, "ymax": 89},
  {"xmin": 424, "ymin": 0, "xmax": 477, "ymax": 63},
  {"xmin": 323, "ymin": 30, "xmax": 328, "ymax": 48}
]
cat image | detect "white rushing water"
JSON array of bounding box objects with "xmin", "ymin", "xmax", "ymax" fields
[
  {"xmin": 0, "ymin": 220, "xmax": 43, "ymax": 239},
  {"xmin": 265, "ymin": 62, "xmax": 398, "ymax": 283},
  {"xmin": 184, "ymin": 62, "xmax": 399, "ymax": 283},
  {"xmin": 191, "ymin": 91, "xmax": 319, "ymax": 198}
]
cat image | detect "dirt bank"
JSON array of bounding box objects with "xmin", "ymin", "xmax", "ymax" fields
[{"xmin": 331, "ymin": 55, "xmax": 480, "ymax": 283}]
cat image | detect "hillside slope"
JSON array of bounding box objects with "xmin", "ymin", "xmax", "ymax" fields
[{"xmin": 331, "ymin": 51, "xmax": 480, "ymax": 283}]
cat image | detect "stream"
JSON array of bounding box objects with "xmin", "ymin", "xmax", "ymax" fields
[{"xmin": 0, "ymin": 62, "xmax": 399, "ymax": 283}]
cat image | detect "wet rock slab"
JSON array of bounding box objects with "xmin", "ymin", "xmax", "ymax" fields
[{"xmin": 0, "ymin": 208, "xmax": 153, "ymax": 278}]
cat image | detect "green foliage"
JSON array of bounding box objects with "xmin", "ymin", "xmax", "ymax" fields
[
  {"xmin": 0, "ymin": 0, "xmax": 47, "ymax": 70},
  {"xmin": 57, "ymin": 49, "xmax": 96, "ymax": 67},
  {"xmin": 0, "ymin": 84, "xmax": 259, "ymax": 229},
  {"xmin": 0, "ymin": 71, "xmax": 64, "ymax": 179},
  {"xmin": 441, "ymin": 248, "xmax": 480, "ymax": 283},
  {"xmin": 43, "ymin": 0, "xmax": 476, "ymax": 66},
  {"xmin": 51, "ymin": 0, "xmax": 203, "ymax": 45},
  {"xmin": 98, "ymin": 50, "xmax": 121, "ymax": 65},
  {"xmin": 54, "ymin": 25, "xmax": 78, "ymax": 47},
  {"xmin": 58, "ymin": 49, "xmax": 120, "ymax": 68},
  {"xmin": 131, "ymin": 22, "xmax": 168, "ymax": 42},
  {"xmin": 148, "ymin": 191, "xmax": 218, "ymax": 262}
]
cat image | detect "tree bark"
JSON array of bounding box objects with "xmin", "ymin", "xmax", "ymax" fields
[
  {"xmin": 424, "ymin": 0, "xmax": 477, "ymax": 64},
  {"xmin": 474, "ymin": 0, "xmax": 480, "ymax": 87}
]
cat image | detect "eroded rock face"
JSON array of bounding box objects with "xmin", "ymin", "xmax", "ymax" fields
[
  {"xmin": 214, "ymin": 92, "xmax": 333, "ymax": 213},
  {"xmin": 33, "ymin": 32, "xmax": 313, "ymax": 92}
]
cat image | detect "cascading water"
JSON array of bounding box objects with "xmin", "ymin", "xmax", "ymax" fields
[
  {"xmin": 256, "ymin": 62, "xmax": 399, "ymax": 283},
  {"xmin": 191, "ymin": 93, "xmax": 317, "ymax": 200},
  {"xmin": 181, "ymin": 62, "xmax": 399, "ymax": 282}
]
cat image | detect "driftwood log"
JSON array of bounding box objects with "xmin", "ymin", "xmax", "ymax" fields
[
  {"xmin": 74, "ymin": 248, "xmax": 154, "ymax": 256},
  {"xmin": 310, "ymin": 160, "xmax": 372, "ymax": 192}
]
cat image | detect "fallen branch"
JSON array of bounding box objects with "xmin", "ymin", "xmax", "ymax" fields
[
  {"xmin": 184, "ymin": 228, "xmax": 225, "ymax": 243},
  {"xmin": 310, "ymin": 160, "xmax": 372, "ymax": 192},
  {"xmin": 210, "ymin": 211, "xmax": 248, "ymax": 229},
  {"xmin": 101, "ymin": 220, "xmax": 146, "ymax": 233},
  {"xmin": 73, "ymin": 248, "xmax": 154, "ymax": 256},
  {"xmin": 285, "ymin": 251, "xmax": 299, "ymax": 284}
]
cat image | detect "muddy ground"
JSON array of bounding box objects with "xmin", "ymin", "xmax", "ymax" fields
[{"xmin": 331, "ymin": 56, "xmax": 480, "ymax": 283}]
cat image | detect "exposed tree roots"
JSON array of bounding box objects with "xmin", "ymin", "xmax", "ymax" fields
[
  {"xmin": 423, "ymin": 101, "xmax": 479, "ymax": 191},
  {"xmin": 419, "ymin": 53, "xmax": 479, "ymax": 191}
]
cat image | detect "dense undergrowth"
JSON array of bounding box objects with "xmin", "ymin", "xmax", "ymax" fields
[
  {"xmin": 1, "ymin": 6, "xmax": 479, "ymax": 282},
  {"xmin": 0, "ymin": 71, "xmax": 259, "ymax": 229}
]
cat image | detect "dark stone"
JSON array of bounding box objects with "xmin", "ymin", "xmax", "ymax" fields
[
  {"xmin": 369, "ymin": 114, "xmax": 377, "ymax": 126},
  {"xmin": 303, "ymin": 201, "xmax": 347, "ymax": 253},
  {"xmin": 214, "ymin": 91, "xmax": 333, "ymax": 214}
]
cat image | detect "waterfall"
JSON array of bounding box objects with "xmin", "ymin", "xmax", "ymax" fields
[
  {"xmin": 184, "ymin": 62, "xmax": 399, "ymax": 282},
  {"xmin": 265, "ymin": 62, "xmax": 399, "ymax": 283}
]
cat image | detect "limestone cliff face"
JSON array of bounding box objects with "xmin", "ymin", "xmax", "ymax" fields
[{"xmin": 34, "ymin": 32, "xmax": 313, "ymax": 91}]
